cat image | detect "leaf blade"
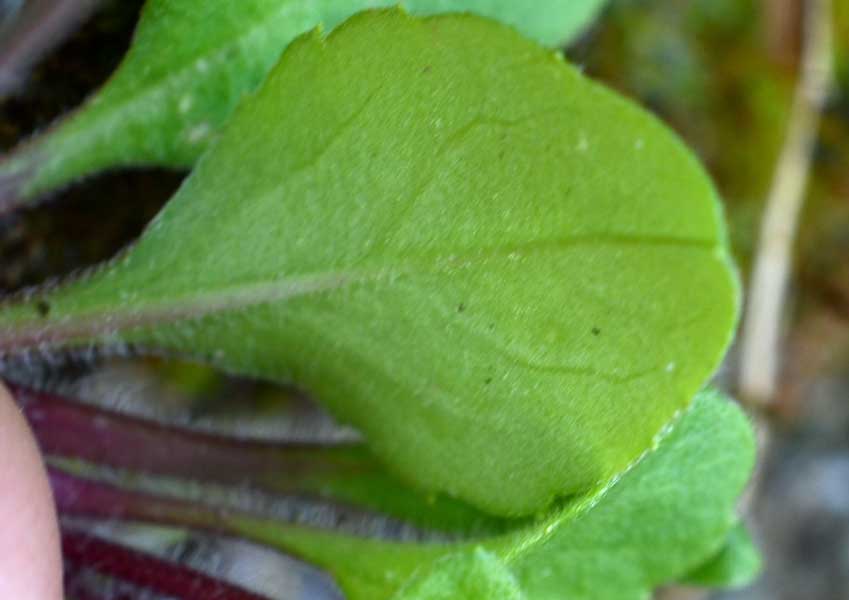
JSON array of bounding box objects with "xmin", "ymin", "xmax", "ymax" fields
[{"xmin": 0, "ymin": 11, "xmax": 738, "ymax": 516}]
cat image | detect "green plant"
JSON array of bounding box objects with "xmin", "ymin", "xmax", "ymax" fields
[
  {"xmin": 0, "ymin": 0, "xmax": 606, "ymax": 207},
  {"xmin": 0, "ymin": 4, "xmax": 757, "ymax": 599}
]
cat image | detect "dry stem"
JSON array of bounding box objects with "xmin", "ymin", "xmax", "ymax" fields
[{"xmin": 739, "ymin": 0, "xmax": 834, "ymax": 406}]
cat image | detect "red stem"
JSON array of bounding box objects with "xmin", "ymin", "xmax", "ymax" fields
[
  {"xmin": 50, "ymin": 467, "xmax": 228, "ymax": 533},
  {"xmin": 11, "ymin": 383, "xmax": 372, "ymax": 490},
  {"xmin": 65, "ymin": 588, "xmax": 136, "ymax": 600},
  {"xmin": 18, "ymin": 383, "xmax": 484, "ymax": 537},
  {"xmin": 62, "ymin": 529, "xmax": 270, "ymax": 600},
  {"xmin": 51, "ymin": 467, "xmax": 329, "ymax": 598}
]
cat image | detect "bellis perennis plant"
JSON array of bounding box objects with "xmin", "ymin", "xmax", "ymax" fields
[{"xmin": 0, "ymin": 2, "xmax": 758, "ymax": 599}]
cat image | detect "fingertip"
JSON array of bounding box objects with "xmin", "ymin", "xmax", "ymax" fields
[{"xmin": 0, "ymin": 382, "xmax": 63, "ymax": 600}]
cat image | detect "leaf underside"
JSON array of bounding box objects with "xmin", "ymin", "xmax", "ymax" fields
[{"xmin": 0, "ymin": 10, "xmax": 739, "ymax": 516}]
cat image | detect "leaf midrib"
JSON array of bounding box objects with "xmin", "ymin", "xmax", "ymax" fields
[{"xmin": 0, "ymin": 232, "xmax": 719, "ymax": 355}]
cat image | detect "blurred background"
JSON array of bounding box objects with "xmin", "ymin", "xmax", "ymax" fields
[{"xmin": 0, "ymin": 0, "xmax": 847, "ymax": 598}]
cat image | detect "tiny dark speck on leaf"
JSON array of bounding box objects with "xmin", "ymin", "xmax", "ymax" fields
[
  {"xmin": 35, "ymin": 301, "xmax": 50, "ymax": 317},
  {"xmin": 484, "ymin": 377, "xmax": 493, "ymax": 385},
  {"xmin": 592, "ymin": 327, "xmax": 601, "ymax": 336},
  {"xmin": 458, "ymin": 303, "xmax": 465, "ymax": 313},
  {"xmin": 422, "ymin": 65, "xmax": 431, "ymax": 74}
]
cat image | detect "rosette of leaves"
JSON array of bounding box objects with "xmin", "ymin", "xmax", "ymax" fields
[{"xmin": 0, "ymin": 8, "xmax": 757, "ymax": 599}]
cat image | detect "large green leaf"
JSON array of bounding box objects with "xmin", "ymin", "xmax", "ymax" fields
[
  {"xmin": 225, "ymin": 391, "xmax": 757, "ymax": 599},
  {"xmin": 0, "ymin": 10, "xmax": 738, "ymax": 515},
  {"xmin": 0, "ymin": 0, "xmax": 606, "ymax": 208}
]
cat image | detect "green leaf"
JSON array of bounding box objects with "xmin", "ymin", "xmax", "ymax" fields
[
  {"xmin": 260, "ymin": 443, "xmax": 516, "ymax": 536},
  {"xmin": 679, "ymin": 523, "xmax": 762, "ymax": 589},
  {"xmin": 394, "ymin": 548, "xmax": 525, "ymax": 600},
  {"xmin": 0, "ymin": 0, "xmax": 606, "ymax": 207},
  {"xmin": 223, "ymin": 391, "xmax": 756, "ymax": 600},
  {"xmin": 0, "ymin": 10, "xmax": 738, "ymax": 515}
]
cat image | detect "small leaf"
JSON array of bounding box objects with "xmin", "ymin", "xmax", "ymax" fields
[
  {"xmin": 0, "ymin": 11, "xmax": 738, "ymax": 515},
  {"xmin": 0, "ymin": 0, "xmax": 607, "ymax": 208},
  {"xmin": 679, "ymin": 523, "xmax": 762, "ymax": 589},
  {"xmin": 498, "ymin": 390, "xmax": 755, "ymax": 600},
  {"xmin": 393, "ymin": 548, "xmax": 525, "ymax": 600},
  {"xmin": 81, "ymin": 391, "xmax": 749, "ymax": 600}
]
